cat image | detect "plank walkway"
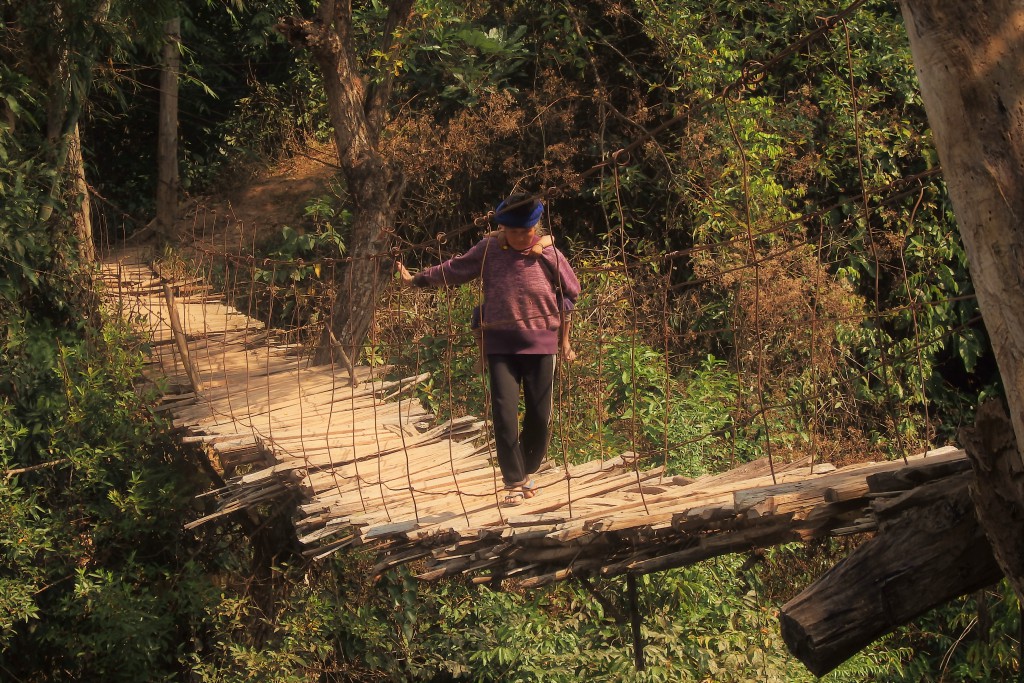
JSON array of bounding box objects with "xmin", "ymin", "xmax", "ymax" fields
[{"xmin": 99, "ymin": 246, "xmax": 970, "ymax": 587}]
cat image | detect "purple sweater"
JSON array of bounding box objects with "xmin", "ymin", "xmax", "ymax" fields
[{"xmin": 412, "ymin": 237, "xmax": 581, "ymax": 354}]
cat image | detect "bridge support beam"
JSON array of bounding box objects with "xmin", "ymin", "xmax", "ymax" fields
[
  {"xmin": 778, "ymin": 470, "xmax": 1002, "ymax": 677},
  {"xmin": 626, "ymin": 574, "xmax": 645, "ymax": 672}
]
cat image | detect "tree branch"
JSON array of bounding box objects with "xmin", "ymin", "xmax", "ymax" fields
[
  {"xmin": 5, "ymin": 458, "xmax": 72, "ymax": 479},
  {"xmin": 364, "ymin": 0, "xmax": 415, "ymax": 135}
]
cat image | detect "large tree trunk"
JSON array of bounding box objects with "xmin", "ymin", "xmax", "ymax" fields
[
  {"xmin": 898, "ymin": 0, "xmax": 1024, "ymax": 602},
  {"xmin": 38, "ymin": 0, "xmax": 111, "ymax": 262},
  {"xmin": 67, "ymin": 122, "xmax": 95, "ymax": 262},
  {"xmin": 155, "ymin": 17, "xmax": 181, "ymax": 241},
  {"xmin": 279, "ymin": 0, "xmax": 412, "ymax": 370},
  {"xmin": 898, "ymin": 1, "xmax": 1024, "ymax": 462},
  {"xmin": 44, "ymin": 19, "xmax": 92, "ymax": 259},
  {"xmin": 961, "ymin": 400, "xmax": 1024, "ymax": 599}
]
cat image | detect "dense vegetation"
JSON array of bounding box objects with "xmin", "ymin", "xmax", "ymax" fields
[{"xmin": 0, "ymin": 0, "xmax": 1017, "ymax": 681}]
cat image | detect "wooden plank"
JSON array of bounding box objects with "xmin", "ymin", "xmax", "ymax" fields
[{"xmin": 733, "ymin": 449, "xmax": 967, "ymax": 513}]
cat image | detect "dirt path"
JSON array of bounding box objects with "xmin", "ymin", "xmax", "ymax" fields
[{"xmin": 175, "ymin": 147, "xmax": 338, "ymax": 249}]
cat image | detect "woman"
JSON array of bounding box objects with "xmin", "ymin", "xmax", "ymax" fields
[{"xmin": 397, "ymin": 193, "xmax": 581, "ymax": 505}]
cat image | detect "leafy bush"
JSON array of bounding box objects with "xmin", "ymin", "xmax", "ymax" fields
[
  {"xmin": 205, "ymin": 553, "xmax": 910, "ymax": 683},
  {"xmin": 237, "ymin": 191, "xmax": 351, "ymax": 334},
  {"xmin": 0, "ymin": 310, "xmax": 222, "ymax": 681}
]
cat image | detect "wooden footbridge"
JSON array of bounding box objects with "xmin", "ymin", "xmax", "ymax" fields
[{"xmin": 99, "ymin": 245, "xmax": 971, "ymax": 589}]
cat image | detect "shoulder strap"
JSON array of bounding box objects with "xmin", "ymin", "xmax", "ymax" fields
[{"xmin": 536, "ymin": 250, "xmax": 564, "ymax": 297}]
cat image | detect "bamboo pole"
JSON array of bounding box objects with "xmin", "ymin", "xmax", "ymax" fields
[{"xmin": 163, "ymin": 283, "xmax": 202, "ymax": 392}]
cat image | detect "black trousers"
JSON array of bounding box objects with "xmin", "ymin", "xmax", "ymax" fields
[{"xmin": 487, "ymin": 354, "xmax": 555, "ymax": 487}]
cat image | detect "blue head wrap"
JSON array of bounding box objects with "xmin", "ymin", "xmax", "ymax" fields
[{"xmin": 495, "ymin": 195, "xmax": 544, "ymax": 228}]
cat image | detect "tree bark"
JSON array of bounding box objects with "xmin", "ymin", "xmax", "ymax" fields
[
  {"xmin": 156, "ymin": 17, "xmax": 181, "ymax": 240},
  {"xmin": 279, "ymin": 0, "xmax": 413, "ymax": 369},
  {"xmin": 779, "ymin": 471, "xmax": 1003, "ymax": 677},
  {"xmin": 898, "ymin": 1, "xmax": 1024, "ymax": 464},
  {"xmin": 67, "ymin": 122, "xmax": 95, "ymax": 262},
  {"xmin": 898, "ymin": 0, "xmax": 1024, "ymax": 620},
  {"xmin": 961, "ymin": 400, "xmax": 1024, "ymax": 600},
  {"xmin": 40, "ymin": 0, "xmax": 112, "ymax": 233}
]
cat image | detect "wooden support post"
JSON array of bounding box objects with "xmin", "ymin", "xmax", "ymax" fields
[
  {"xmin": 163, "ymin": 283, "xmax": 202, "ymax": 392},
  {"xmin": 326, "ymin": 326, "xmax": 357, "ymax": 386},
  {"xmin": 626, "ymin": 574, "xmax": 645, "ymax": 671}
]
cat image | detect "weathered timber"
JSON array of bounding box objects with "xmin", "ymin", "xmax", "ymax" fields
[
  {"xmin": 409, "ymin": 452, "xmax": 971, "ymax": 584},
  {"xmin": 961, "ymin": 400, "xmax": 1024, "ymax": 602},
  {"xmin": 164, "ymin": 283, "xmax": 203, "ymax": 392},
  {"xmin": 779, "ymin": 471, "xmax": 1002, "ymax": 677},
  {"xmin": 611, "ymin": 514, "xmax": 801, "ymax": 578},
  {"xmin": 827, "ymin": 445, "xmax": 962, "ymax": 500},
  {"xmin": 734, "ymin": 448, "xmax": 963, "ymax": 515}
]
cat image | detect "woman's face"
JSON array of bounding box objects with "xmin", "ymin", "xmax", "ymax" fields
[{"xmin": 504, "ymin": 226, "xmax": 536, "ymax": 251}]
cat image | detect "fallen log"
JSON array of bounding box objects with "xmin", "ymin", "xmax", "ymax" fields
[{"xmin": 778, "ymin": 470, "xmax": 1003, "ymax": 677}]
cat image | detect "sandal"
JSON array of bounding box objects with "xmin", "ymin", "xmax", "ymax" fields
[
  {"xmin": 522, "ymin": 479, "xmax": 539, "ymax": 499},
  {"xmin": 502, "ymin": 490, "xmax": 526, "ymax": 507}
]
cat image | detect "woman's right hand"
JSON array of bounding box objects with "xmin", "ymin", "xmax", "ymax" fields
[{"xmin": 395, "ymin": 261, "xmax": 414, "ymax": 287}]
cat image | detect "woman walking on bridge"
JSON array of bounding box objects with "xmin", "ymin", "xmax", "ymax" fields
[{"xmin": 397, "ymin": 193, "xmax": 581, "ymax": 506}]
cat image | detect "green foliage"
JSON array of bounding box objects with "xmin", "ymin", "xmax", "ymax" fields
[
  {"xmin": 615, "ymin": 0, "xmax": 983, "ymax": 451},
  {"xmin": 391, "ymin": 283, "xmax": 488, "ymax": 421},
  {"xmin": 0, "ymin": 63, "xmax": 228, "ymax": 672},
  {"xmin": 0, "ymin": 474, "xmax": 48, "ymax": 648},
  {"xmin": 186, "ymin": 553, "xmax": 908, "ymax": 683},
  {"xmin": 243, "ymin": 192, "xmax": 352, "ymax": 331},
  {"xmin": 83, "ymin": 0, "xmax": 318, "ymax": 219},
  {"xmin": 575, "ymin": 337, "xmax": 745, "ymax": 475},
  {"xmin": 576, "ymin": 339, "xmax": 793, "ymax": 476},
  {"xmin": 400, "ymin": 6, "xmax": 532, "ymax": 112},
  {"xmin": 0, "ymin": 308, "xmax": 220, "ymax": 681},
  {"xmin": 6, "ymin": 0, "xmax": 182, "ymax": 226},
  {"xmin": 882, "ymin": 583, "xmax": 1021, "ymax": 682},
  {"xmin": 0, "ymin": 68, "xmax": 53, "ymax": 298}
]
